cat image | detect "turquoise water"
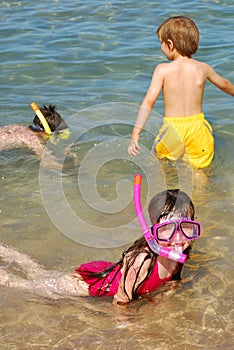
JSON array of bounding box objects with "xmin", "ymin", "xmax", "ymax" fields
[{"xmin": 0, "ymin": 0, "xmax": 234, "ymax": 349}]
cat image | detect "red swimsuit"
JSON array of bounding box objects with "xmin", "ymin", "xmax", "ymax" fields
[{"xmin": 75, "ymin": 260, "xmax": 173, "ymax": 297}]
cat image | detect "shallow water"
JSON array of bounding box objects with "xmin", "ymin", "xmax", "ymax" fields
[{"xmin": 0, "ymin": 0, "xmax": 234, "ymax": 349}]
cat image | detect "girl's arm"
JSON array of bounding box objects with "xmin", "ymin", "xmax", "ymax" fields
[
  {"xmin": 113, "ymin": 252, "xmax": 151, "ymax": 305},
  {"xmin": 206, "ymin": 65, "xmax": 234, "ymax": 96},
  {"xmin": 128, "ymin": 65, "xmax": 164, "ymax": 156}
]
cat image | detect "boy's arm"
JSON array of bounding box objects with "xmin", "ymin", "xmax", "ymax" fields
[
  {"xmin": 207, "ymin": 65, "xmax": 234, "ymax": 96},
  {"xmin": 128, "ymin": 65, "xmax": 164, "ymax": 156},
  {"xmin": 30, "ymin": 141, "xmax": 63, "ymax": 170}
]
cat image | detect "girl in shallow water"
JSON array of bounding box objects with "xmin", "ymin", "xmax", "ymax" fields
[{"xmin": 0, "ymin": 189, "xmax": 200, "ymax": 305}]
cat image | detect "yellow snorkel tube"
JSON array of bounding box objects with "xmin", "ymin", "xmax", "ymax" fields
[{"xmin": 30, "ymin": 102, "xmax": 52, "ymax": 135}]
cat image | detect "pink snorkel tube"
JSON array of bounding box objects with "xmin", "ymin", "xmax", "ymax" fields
[{"xmin": 134, "ymin": 174, "xmax": 187, "ymax": 263}]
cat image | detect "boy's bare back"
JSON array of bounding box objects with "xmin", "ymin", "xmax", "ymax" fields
[
  {"xmin": 0, "ymin": 124, "xmax": 43, "ymax": 156},
  {"xmin": 0, "ymin": 124, "xmax": 64, "ymax": 169},
  {"xmin": 144, "ymin": 56, "xmax": 234, "ymax": 119},
  {"xmin": 0, "ymin": 105, "xmax": 69, "ymax": 169}
]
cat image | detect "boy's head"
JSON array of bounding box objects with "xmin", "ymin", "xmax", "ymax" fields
[
  {"xmin": 148, "ymin": 189, "xmax": 195, "ymax": 225},
  {"xmin": 32, "ymin": 105, "xmax": 68, "ymax": 132},
  {"xmin": 157, "ymin": 16, "xmax": 199, "ymax": 57}
]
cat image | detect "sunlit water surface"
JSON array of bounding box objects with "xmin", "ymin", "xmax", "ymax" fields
[{"xmin": 0, "ymin": 1, "xmax": 233, "ymax": 349}]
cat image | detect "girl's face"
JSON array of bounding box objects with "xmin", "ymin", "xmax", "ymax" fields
[{"xmin": 158, "ymin": 213, "xmax": 191, "ymax": 254}]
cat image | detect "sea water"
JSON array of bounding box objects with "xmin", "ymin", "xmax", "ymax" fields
[{"xmin": 0, "ymin": 0, "xmax": 233, "ymax": 349}]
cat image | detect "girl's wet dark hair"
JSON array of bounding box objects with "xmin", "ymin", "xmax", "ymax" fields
[
  {"xmin": 32, "ymin": 105, "xmax": 68, "ymax": 132},
  {"xmin": 148, "ymin": 189, "xmax": 195, "ymax": 224}
]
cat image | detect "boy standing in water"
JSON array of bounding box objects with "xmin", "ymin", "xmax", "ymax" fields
[{"xmin": 128, "ymin": 16, "xmax": 234, "ymax": 168}]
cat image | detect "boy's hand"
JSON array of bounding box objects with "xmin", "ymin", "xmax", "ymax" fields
[{"xmin": 128, "ymin": 139, "xmax": 141, "ymax": 156}]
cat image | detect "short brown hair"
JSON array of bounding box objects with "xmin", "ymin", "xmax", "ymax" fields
[{"xmin": 157, "ymin": 16, "xmax": 199, "ymax": 57}]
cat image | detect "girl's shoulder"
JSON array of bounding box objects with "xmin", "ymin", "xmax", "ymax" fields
[{"xmin": 124, "ymin": 248, "xmax": 152, "ymax": 270}]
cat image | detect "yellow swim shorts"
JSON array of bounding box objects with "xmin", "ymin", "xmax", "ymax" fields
[{"xmin": 152, "ymin": 113, "xmax": 214, "ymax": 169}]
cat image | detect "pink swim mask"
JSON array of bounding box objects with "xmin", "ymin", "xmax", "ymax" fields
[
  {"xmin": 153, "ymin": 219, "xmax": 201, "ymax": 242},
  {"xmin": 134, "ymin": 174, "xmax": 194, "ymax": 263}
]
